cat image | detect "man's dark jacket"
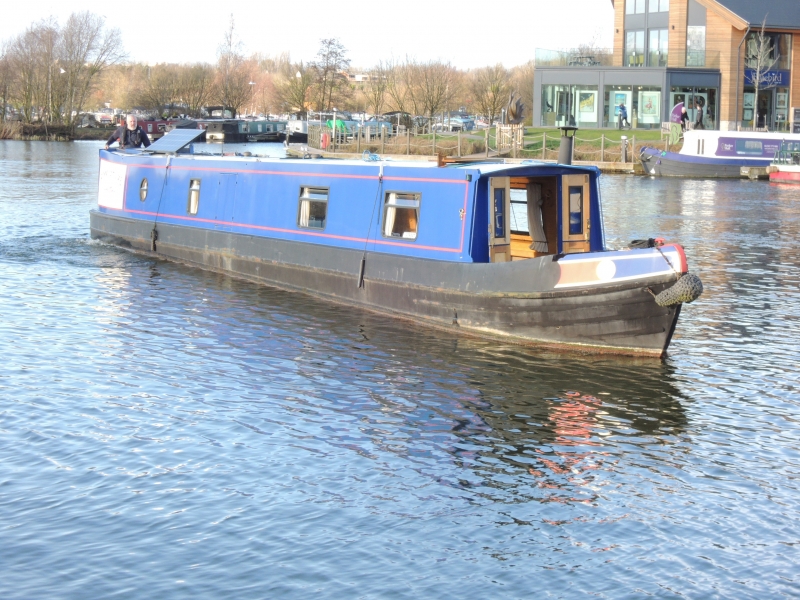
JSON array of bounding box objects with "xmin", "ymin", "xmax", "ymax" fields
[{"xmin": 107, "ymin": 125, "xmax": 151, "ymax": 148}]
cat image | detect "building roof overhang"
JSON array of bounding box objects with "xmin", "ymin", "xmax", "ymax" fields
[{"xmin": 699, "ymin": 0, "xmax": 800, "ymax": 31}]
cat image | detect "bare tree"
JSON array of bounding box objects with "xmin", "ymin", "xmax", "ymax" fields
[
  {"xmin": 406, "ymin": 59, "xmax": 459, "ymax": 122},
  {"xmin": 59, "ymin": 11, "xmax": 125, "ymax": 127},
  {"xmin": 470, "ymin": 64, "xmax": 510, "ymax": 125},
  {"xmin": 0, "ymin": 43, "xmax": 11, "ymax": 122},
  {"xmin": 178, "ymin": 63, "xmax": 215, "ymax": 117},
  {"xmin": 384, "ymin": 59, "xmax": 409, "ymax": 115},
  {"xmin": 745, "ymin": 18, "xmax": 779, "ymax": 129},
  {"xmin": 135, "ymin": 64, "xmax": 179, "ymax": 116},
  {"xmin": 274, "ymin": 61, "xmax": 314, "ymax": 115},
  {"xmin": 216, "ymin": 16, "xmax": 254, "ymax": 117},
  {"xmin": 7, "ymin": 25, "xmax": 41, "ymax": 122},
  {"xmin": 362, "ymin": 61, "xmax": 389, "ymax": 116},
  {"xmin": 311, "ymin": 38, "xmax": 350, "ymax": 111}
]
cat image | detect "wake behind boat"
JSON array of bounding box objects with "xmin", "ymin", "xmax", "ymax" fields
[
  {"xmin": 90, "ymin": 129, "xmax": 702, "ymax": 357},
  {"xmin": 640, "ymin": 130, "xmax": 800, "ymax": 178}
]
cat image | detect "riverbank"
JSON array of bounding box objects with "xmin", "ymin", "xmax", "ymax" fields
[
  {"xmin": 0, "ymin": 122, "xmax": 112, "ymax": 141},
  {"xmin": 286, "ymin": 145, "xmax": 645, "ymax": 174}
]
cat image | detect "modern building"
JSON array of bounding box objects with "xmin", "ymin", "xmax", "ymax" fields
[{"xmin": 533, "ymin": 0, "xmax": 800, "ymax": 131}]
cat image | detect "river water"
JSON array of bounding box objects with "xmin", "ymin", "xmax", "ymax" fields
[{"xmin": 1, "ymin": 140, "xmax": 799, "ymax": 598}]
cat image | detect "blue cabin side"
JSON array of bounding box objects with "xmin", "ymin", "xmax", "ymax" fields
[{"xmin": 98, "ymin": 153, "xmax": 606, "ymax": 264}]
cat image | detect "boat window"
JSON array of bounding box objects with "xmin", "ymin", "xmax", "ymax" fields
[
  {"xmin": 509, "ymin": 189, "xmax": 528, "ymax": 234},
  {"xmin": 298, "ymin": 186, "xmax": 328, "ymax": 229},
  {"xmin": 568, "ymin": 186, "xmax": 583, "ymax": 235},
  {"xmin": 188, "ymin": 179, "xmax": 201, "ymax": 215},
  {"xmin": 139, "ymin": 178, "xmax": 148, "ymax": 201},
  {"xmin": 383, "ymin": 192, "xmax": 420, "ymax": 240}
]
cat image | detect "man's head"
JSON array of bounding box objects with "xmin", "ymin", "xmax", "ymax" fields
[{"xmin": 126, "ymin": 114, "xmax": 137, "ymax": 130}]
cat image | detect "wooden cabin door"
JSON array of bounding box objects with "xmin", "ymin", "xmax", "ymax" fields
[
  {"xmin": 489, "ymin": 177, "xmax": 511, "ymax": 262},
  {"xmin": 561, "ymin": 174, "xmax": 591, "ymax": 254}
]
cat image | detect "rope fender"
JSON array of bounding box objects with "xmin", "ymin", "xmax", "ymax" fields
[{"xmin": 649, "ymin": 273, "xmax": 703, "ymax": 307}]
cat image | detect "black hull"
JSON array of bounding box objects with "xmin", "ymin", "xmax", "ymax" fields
[
  {"xmin": 90, "ymin": 211, "xmax": 682, "ymax": 357},
  {"xmin": 247, "ymin": 133, "xmax": 283, "ymax": 142},
  {"xmin": 281, "ymin": 131, "xmax": 308, "ymax": 143}
]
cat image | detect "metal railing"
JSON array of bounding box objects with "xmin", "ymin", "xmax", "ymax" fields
[{"xmin": 535, "ymin": 48, "xmax": 614, "ymax": 68}]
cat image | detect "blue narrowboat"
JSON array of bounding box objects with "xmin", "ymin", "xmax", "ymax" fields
[{"xmin": 90, "ymin": 130, "xmax": 702, "ymax": 357}]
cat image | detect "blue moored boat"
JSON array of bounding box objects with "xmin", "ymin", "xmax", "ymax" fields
[{"xmin": 91, "ymin": 130, "xmax": 702, "ymax": 357}]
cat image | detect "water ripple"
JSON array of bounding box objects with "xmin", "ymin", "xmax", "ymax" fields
[{"xmin": 1, "ymin": 141, "xmax": 799, "ymax": 598}]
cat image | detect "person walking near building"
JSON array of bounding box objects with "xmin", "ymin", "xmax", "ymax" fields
[
  {"xmin": 105, "ymin": 114, "xmax": 151, "ymax": 149},
  {"xmin": 618, "ymin": 103, "xmax": 629, "ymax": 129},
  {"xmin": 694, "ymin": 100, "xmax": 705, "ymax": 130},
  {"xmin": 680, "ymin": 106, "xmax": 689, "ymax": 131}
]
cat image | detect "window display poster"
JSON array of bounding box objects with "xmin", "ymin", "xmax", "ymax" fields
[
  {"xmin": 579, "ymin": 92, "xmax": 595, "ymax": 113},
  {"xmin": 577, "ymin": 91, "xmax": 597, "ymax": 123},
  {"xmin": 743, "ymin": 93, "xmax": 754, "ymax": 109},
  {"xmin": 777, "ymin": 93, "xmax": 787, "ymax": 109},
  {"xmin": 639, "ymin": 91, "xmax": 660, "ymax": 123},
  {"xmin": 613, "ymin": 91, "xmax": 632, "ymax": 116}
]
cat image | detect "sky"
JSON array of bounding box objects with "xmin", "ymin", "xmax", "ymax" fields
[{"xmin": 0, "ymin": 0, "xmax": 614, "ymax": 69}]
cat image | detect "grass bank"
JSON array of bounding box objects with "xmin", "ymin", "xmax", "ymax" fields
[{"xmin": 0, "ymin": 122, "xmax": 111, "ymax": 141}]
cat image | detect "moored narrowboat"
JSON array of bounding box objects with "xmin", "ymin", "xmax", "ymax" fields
[
  {"xmin": 641, "ymin": 130, "xmax": 800, "ymax": 178},
  {"xmin": 91, "ymin": 130, "xmax": 702, "ymax": 357}
]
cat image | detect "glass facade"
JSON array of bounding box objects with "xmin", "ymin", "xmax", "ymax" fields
[
  {"xmin": 649, "ymin": 29, "xmax": 668, "ymax": 67},
  {"xmin": 742, "ymin": 86, "xmax": 791, "ymax": 131},
  {"xmin": 541, "ymin": 84, "xmax": 600, "ymax": 128},
  {"xmin": 604, "ymin": 85, "xmax": 663, "ymax": 129},
  {"xmin": 745, "ymin": 32, "xmax": 792, "ymax": 71},
  {"xmin": 686, "ymin": 26, "xmax": 706, "ymax": 66},
  {"xmin": 626, "ymin": 0, "xmax": 646, "ymax": 14},
  {"xmin": 626, "ymin": 31, "xmax": 646, "ymax": 67},
  {"xmin": 670, "ymin": 87, "xmax": 717, "ymax": 129}
]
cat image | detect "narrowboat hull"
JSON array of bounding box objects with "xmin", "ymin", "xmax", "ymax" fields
[
  {"xmin": 640, "ymin": 146, "xmax": 768, "ymax": 178},
  {"xmin": 90, "ymin": 210, "xmax": 682, "ymax": 356}
]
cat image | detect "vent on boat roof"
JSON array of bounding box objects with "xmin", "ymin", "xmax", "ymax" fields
[{"xmin": 144, "ymin": 129, "xmax": 206, "ymax": 154}]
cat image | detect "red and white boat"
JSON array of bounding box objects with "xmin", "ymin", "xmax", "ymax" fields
[{"xmin": 769, "ymin": 140, "xmax": 800, "ymax": 184}]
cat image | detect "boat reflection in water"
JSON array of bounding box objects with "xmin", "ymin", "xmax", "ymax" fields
[{"xmin": 92, "ymin": 256, "xmax": 687, "ymax": 510}]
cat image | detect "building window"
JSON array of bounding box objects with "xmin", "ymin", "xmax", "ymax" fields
[
  {"xmin": 604, "ymin": 86, "xmax": 662, "ymax": 129},
  {"xmin": 648, "ymin": 0, "xmax": 669, "ymax": 12},
  {"xmin": 626, "ymin": 30, "xmax": 645, "ymax": 66},
  {"xmin": 139, "ymin": 178, "xmax": 148, "ymax": 201},
  {"xmin": 626, "ymin": 0, "xmax": 646, "ymax": 14},
  {"xmin": 297, "ymin": 186, "xmax": 328, "ymax": 229},
  {"xmin": 382, "ymin": 192, "xmax": 420, "ymax": 240},
  {"xmin": 568, "ymin": 186, "xmax": 583, "ymax": 235},
  {"xmin": 649, "ymin": 29, "xmax": 668, "ymax": 67},
  {"xmin": 686, "ymin": 26, "xmax": 706, "ymax": 66},
  {"xmin": 671, "ymin": 87, "xmax": 717, "ymax": 130},
  {"xmin": 541, "ymin": 84, "xmax": 599, "ymax": 128},
  {"xmin": 187, "ymin": 179, "xmax": 200, "ymax": 215},
  {"xmin": 745, "ymin": 32, "xmax": 792, "ymax": 71}
]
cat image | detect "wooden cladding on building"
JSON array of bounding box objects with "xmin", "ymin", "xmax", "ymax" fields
[{"xmin": 668, "ymin": 1, "xmax": 688, "ymax": 67}]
